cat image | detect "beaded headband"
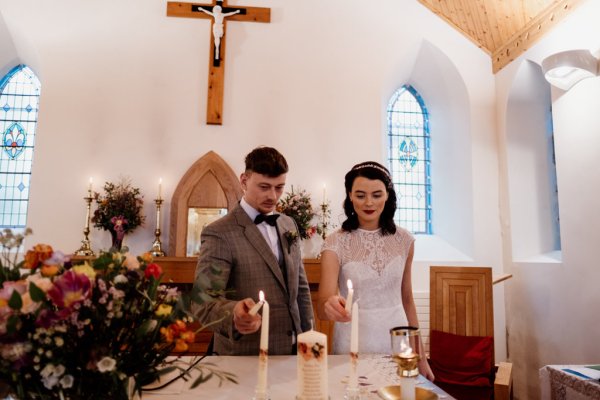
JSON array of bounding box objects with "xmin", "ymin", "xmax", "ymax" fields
[{"xmin": 351, "ymin": 163, "xmax": 391, "ymax": 179}]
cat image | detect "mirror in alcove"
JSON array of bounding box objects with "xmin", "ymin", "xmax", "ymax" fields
[
  {"xmin": 186, "ymin": 207, "xmax": 228, "ymax": 256},
  {"xmin": 170, "ymin": 151, "xmax": 242, "ymax": 257}
]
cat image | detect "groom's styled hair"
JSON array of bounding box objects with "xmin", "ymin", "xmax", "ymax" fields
[{"xmin": 245, "ymin": 146, "xmax": 289, "ymax": 177}]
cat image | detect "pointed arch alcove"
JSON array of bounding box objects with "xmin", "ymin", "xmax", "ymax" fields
[{"xmin": 169, "ymin": 151, "xmax": 242, "ymax": 256}]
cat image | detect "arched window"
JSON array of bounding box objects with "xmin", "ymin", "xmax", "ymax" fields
[
  {"xmin": 387, "ymin": 85, "xmax": 431, "ymax": 234},
  {"xmin": 0, "ymin": 65, "xmax": 41, "ymax": 228}
]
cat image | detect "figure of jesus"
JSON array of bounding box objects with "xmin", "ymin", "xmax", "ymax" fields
[{"xmin": 197, "ymin": 5, "xmax": 240, "ymax": 61}]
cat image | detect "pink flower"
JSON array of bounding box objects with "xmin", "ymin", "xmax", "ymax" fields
[
  {"xmin": 47, "ymin": 270, "xmax": 91, "ymax": 309},
  {"xmin": 144, "ymin": 263, "xmax": 162, "ymax": 280}
]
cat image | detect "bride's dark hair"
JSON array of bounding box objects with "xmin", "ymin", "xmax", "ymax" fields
[{"xmin": 341, "ymin": 161, "xmax": 397, "ymax": 235}]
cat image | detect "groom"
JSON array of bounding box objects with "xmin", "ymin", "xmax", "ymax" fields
[{"xmin": 192, "ymin": 146, "xmax": 314, "ymax": 355}]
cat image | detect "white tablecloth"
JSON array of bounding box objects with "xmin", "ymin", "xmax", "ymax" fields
[
  {"xmin": 540, "ymin": 365, "xmax": 600, "ymax": 400},
  {"xmin": 143, "ymin": 354, "xmax": 455, "ymax": 399}
]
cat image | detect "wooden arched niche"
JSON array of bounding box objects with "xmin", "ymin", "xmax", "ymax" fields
[{"xmin": 169, "ymin": 151, "xmax": 242, "ymax": 256}]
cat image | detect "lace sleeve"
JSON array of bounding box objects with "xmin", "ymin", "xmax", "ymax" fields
[{"xmin": 321, "ymin": 229, "xmax": 342, "ymax": 258}]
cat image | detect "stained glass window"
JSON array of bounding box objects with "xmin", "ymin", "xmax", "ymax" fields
[
  {"xmin": 0, "ymin": 65, "xmax": 41, "ymax": 228},
  {"xmin": 387, "ymin": 85, "xmax": 431, "ymax": 234}
]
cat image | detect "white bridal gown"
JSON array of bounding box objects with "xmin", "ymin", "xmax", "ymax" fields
[{"xmin": 322, "ymin": 227, "xmax": 414, "ymax": 354}]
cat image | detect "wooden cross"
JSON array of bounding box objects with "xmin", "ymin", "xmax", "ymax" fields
[{"xmin": 167, "ymin": 0, "xmax": 271, "ymax": 125}]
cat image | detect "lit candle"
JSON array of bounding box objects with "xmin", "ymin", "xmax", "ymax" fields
[
  {"xmin": 345, "ymin": 279, "xmax": 353, "ymax": 314},
  {"xmin": 349, "ymin": 301, "xmax": 359, "ymax": 390},
  {"xmin": 297, "ymin": 329, "xmax": 328, "ymax": 399},
  {"xmin": 88, "ymin": 177, "xmax": 93, "ymax": 194},
  {"xmin": 256, "ymin": 293, "xmax": 269, "ymax": 396},
  {"xmin": 259, "ymin": 298, "xmax": 269, "ymax": 349},
  {"xmin": 249, "ymin": 290, "xmax": 265, "ymax": 316},
  {"xmin": 158, "ymin": 178, "xmax": 163, "ymax": 200}
]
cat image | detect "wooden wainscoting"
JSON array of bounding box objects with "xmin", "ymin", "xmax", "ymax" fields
[{"xmin": 157, "ymin": 257, "xmax": 333, "ymax": 354}]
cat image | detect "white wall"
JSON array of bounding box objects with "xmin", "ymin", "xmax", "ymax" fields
[
  {"xmin": 0, "ymin": 0, "xmax": 506, "ymax": 365},
  {"xmin": 0, "ymin": 10, "xmax": 17, "ymax": 78},
  {"xmin": 496, "ymin": 1, "xmax": 600, "ymax": 398}
]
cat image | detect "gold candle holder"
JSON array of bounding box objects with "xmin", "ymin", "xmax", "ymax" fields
[
  {"xmin": 150, "ymin": 198, "xmax": 165, "ymax": 257},
  {"xmin": 75, "ymin": 192, "xmax": 95, "ymax": 256},
  {"xmin": 390, "ymin": 326, "xmax": 421, "ymax": 377}
]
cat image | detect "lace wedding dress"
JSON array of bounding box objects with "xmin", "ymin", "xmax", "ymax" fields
[{"xmin": 322, "ymin": 227, "xmax": 414, "ymax": 354}]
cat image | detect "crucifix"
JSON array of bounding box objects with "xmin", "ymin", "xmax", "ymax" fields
[{"xmin": 167, "ymin": 0, "xmax": 271, "ymax": 125}]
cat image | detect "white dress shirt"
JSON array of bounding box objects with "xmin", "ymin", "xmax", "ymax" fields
[{"xmin": 240, "ymin": 198, "xmax": 281, "ymax": 262}]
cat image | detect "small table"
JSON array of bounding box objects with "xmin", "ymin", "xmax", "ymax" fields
[
  {"xmin": 143, "ymin": 354, "xmax": 455, "ymax": 399},
  {"xmin": 539, "ymin": 365, "xmax": 600, "ymax": 399}
]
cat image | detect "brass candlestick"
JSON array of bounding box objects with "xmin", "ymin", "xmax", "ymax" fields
[
  {"xmin": 75, "ymin": 192, "xmax": 95, "ymax": 256},
  {"xmin": 150, "ymin": 198, "xmax": 165, "ymax": 257},
  {"xmin": 319, "ymin": 200, "xmax": 331, "ymax": 240}
]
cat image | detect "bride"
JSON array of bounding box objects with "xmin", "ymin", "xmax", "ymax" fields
[{"xmin": 317, "ymin": 161, "xmax": 434, "ymax": 380}]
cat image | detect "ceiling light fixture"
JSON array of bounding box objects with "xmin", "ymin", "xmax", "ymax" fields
[{"xmin": 541, "ymin": 49, "xmax": 598, "ymax": 91}]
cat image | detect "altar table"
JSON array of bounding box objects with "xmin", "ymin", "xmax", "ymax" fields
[
  {"xmin": 143, "ymin": 354, "xmax": 455, "ymax": 399},
  {"xmin": 539, "ymin": 365, "xmax": 600, "ymax": 400}
]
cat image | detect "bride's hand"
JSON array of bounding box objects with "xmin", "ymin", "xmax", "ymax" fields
[
  {"xmin": 323, "ymin": 295, "xmax": 351, "ymax": 322},
  {"xmin": 418, "ymin": 357, "xmax": 435, "ymax": 381}
]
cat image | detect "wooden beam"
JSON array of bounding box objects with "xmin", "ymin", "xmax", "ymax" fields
[{"xmin": 492, "ymin": 0, "xmax": 590, "ymax": 73}]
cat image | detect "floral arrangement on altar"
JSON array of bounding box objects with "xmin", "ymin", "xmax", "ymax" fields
[
  {"xmin": 277, "ymin": 186, "xmax": 317, "ymax": 240},
  {"xmin": 0, "ymin": 228, "xmax": 234, "ymax": 400},
  {"xmin": 92, "ymin": 178, "xmax": 145, "ymax": 250}
]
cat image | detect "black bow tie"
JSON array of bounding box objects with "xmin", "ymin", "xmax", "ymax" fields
[{"xmin": 254, "ymin": 213, "xmax": 279, "ymax": 226}]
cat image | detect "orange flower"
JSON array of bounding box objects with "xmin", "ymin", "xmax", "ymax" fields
[
  {"xmin": 40, "ymin": 264, "xmax": 61, "ymax": 277},
  {"xmin": 180, "ymin": 330, "xmax": 196, "ymax": 344},
  {"xmin": 140, "ymin": 252, "xmax": 153, "ymax": 263},
  {"xmin": 173, "ymin": 338, "xmax": 188, "ymax": 352},
  {"xmin": 23, "ymin": 244, "xmax": 54, "ymax": 269},
  {"xmin": 160, "ymin": 326, "xmax": 174, "ymax": 343}
]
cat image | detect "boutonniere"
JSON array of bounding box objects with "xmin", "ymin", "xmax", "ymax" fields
[{"xmin": 284, "ymin": 230, "xmax": 299, "ymax": 254}]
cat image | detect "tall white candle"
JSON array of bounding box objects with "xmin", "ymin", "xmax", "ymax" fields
[
  {"xmin": 349, "ymin": 301, "xmax": 359, "ymax": 390},
  {"xmin": 256, "ymin": 294, "xmax": 269, "ymax": 396},
  {"xmin": 345, "ymin": 279, "xmax": 354, "ymax": 314},
  {"xmin": 158, "ymin": 178, "xmax": 163, "ymax": 200},
  {"xmin": 259, "ymin": 298, "xmax": 269, "ymax": 350},
  {"xmin": 297, "ymin": 329, "xmax": 328, "ymax": 400},
  {"xmin": 249, "ymin": 290, "xmax": 265, "ymax": 316}
]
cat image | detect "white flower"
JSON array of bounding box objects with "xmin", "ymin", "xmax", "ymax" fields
[
  {"xmin": 60, "ymin": 374, "xmax": 74, "ymax": 389},
  {"xmin": 54, "ymin": 337, "xmax": 64, "ymax": 347},
  {"xmin": 97, "ymin": 356, "xmax": 117, "ymax": 373},
  {"xmin": 114, "ymin": 274, "xmax": 128, "ymax": 284}
]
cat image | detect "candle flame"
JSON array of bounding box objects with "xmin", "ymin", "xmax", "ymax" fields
[
  {"xmin": 347, "ymin": 279, "xmax": 353, "ymax": 290},
  {"xmin": 259, "ymin": 290, "xmax": 265, "ymax": 302},
  {"xmin": 159, "ymin": 177, "xmax": 163, "ymax": 184}
]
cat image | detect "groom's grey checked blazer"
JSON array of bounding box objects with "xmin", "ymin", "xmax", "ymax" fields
[{"xmin": 192, "ymin": 204, "xmax": 314, "ymax": 355}]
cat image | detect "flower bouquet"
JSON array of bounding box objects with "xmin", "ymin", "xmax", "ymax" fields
[
  {"xmin": 92, "ymin": 178, "xmax": 145, "ymax": 251},
  {"xmin": 277, "ymin": 186, "xmax": 317, "ymax": 240},
  {"xmin": 0, "ymin": 229, "xmax": 234, "ymax": 400}
]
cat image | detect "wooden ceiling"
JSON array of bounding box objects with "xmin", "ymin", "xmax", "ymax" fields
[{"xmin": 417, "ymin": 0, "xmax": 589, "ymax": 72}]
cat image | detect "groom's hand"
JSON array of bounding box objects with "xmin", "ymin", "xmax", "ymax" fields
[{"xmin": 233, "ymin": 298, "xmax": 262, "ymax": 335}]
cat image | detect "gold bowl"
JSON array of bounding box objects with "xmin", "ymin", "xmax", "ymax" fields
[{"xmin": 377, "ymin": 385, "xmax": 438, "ymax": 400}]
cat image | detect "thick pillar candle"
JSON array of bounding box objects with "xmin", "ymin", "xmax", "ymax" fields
[
  {"xmin": 400, "ymin": 376, "xmax": 415, "ymax": 400},
  {"xmin": 345, "ymin": 279, "xmax": 354, "ymax": 314},
  {"xmin": 297, "ymin": 329, "xmax": 328, "ymax": 400}
]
